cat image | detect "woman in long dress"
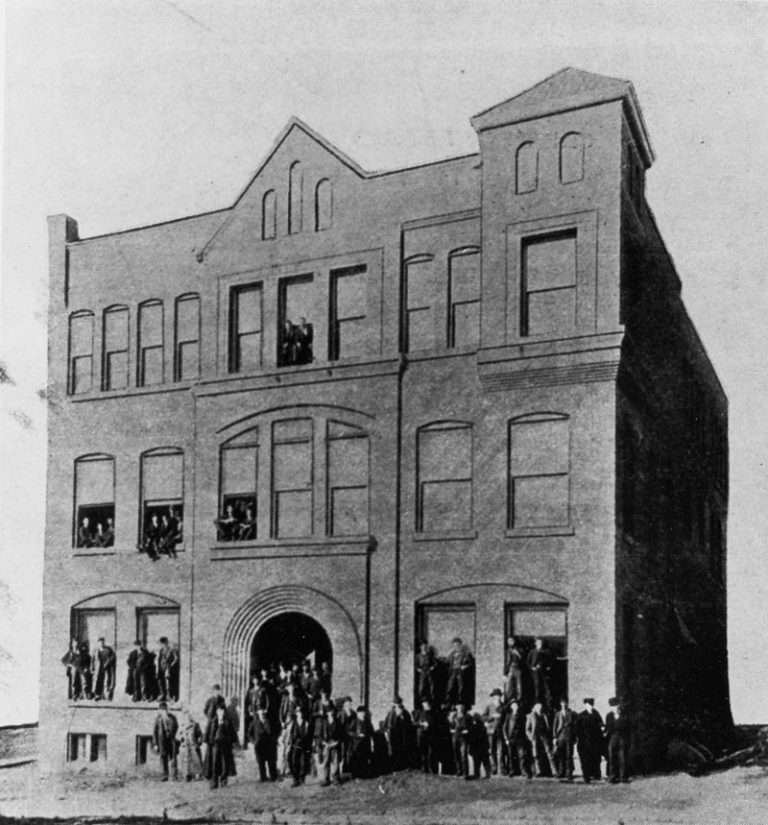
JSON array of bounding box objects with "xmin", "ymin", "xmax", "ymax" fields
[{"xmin": 177, "ymin": 710, "xmax": 204, "ymax": 780}]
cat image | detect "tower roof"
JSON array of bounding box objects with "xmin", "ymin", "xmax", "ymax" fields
[{"xmin": 471, "ymin": 67, "xmax": 654, "ymax": 166}]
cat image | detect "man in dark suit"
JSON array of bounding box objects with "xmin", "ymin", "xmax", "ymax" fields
[
  {"xmin": 449, "ymin": 701, "xmax": 474, "ymax": 780},
  {"xmin": 153, "ymin": 701, "xmax": 179, "ymax": 781},
  {"xmin": 553, "ymin": 696, "xmax": 577, "ymax": 781},
  {"xmin": 295, "ymin": 317, "xmax": 313, "ymax": 364},
  {"xmin": 156, "ymin": 637, "xmax": 179, "ymax": 702},
  {"xmin": 62, "ymin": 638, "xmax": 87, "ymax": 700},
  {"xmin": 413, "ymin": 698, "xmax": 437, "ymax": 774},
  {"xmin": 482, "ymin": 689, "xmax": 507, "ymax": 776},
  {"xmin": 605, "ymin": 697, "xmax": 630, "ymax": 783},
  {"xmin": 92, "ymin": 636, "xmax": 116, "ymax": 701},
  {"xmin": 126, "ymin": 639, "xmax": 151, "ymax": 701},
  {"xmin": 526, "ymin": 637, "xmax": 553, "ymax": 708},
  {"xmin": 575, "ymin": 697, "xmax": 604, "ymax": 783},
  {"xmin": 526, "ymin": 701, "xmax": 557, "ymax": 778},
  {"xmin": 383, "ymin": 696, "xmax": 414, "ymax": 772},
  {"xmin": 415, "ymin": 641, "xmax": 438, "ymax": 705},
  {"xmin": 205, "ymin": 705, "xmax": 237, "ymax": 789},
  {"xmin": 77, "ymin": 517, "xmax": 94, "ymax": 548},
  {"xmin": 316, "ymin": 706, "xmax": 344, "ymax": 786},
  {"xmin": 504, "ymin": 697, "xmax": 531, "ymax": 778},
  {"xmin": 249, "ymin": 707, "xmax": 278, "ymax": 782},
  {"xmin": 505, "ymin": 636, "xmax": 525, "ymax": 703},
  {"xmin": 288, "ymin": 707, "xmax": 313, "ymax": 786},
  {"xmin": 445, "ymin": 637, "xmax": 474, "ymax": 708}
]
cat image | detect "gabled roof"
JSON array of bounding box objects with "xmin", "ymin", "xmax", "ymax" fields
[{"xmin": 471, "ymin": 67, "xmax": 654, "ymax": 166}]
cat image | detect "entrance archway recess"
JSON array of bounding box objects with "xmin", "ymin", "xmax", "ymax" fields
[
  {"xmin": 221, "ymin": 585, "xmax": 363, "ymax": 711},
  {"xmin": 251, "ymin": 612, "xmax": 333, "ymax": 674}
]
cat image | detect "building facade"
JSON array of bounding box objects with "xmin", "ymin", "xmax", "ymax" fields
[{"xmin": 41, "ymin": 68, "xmax": 730, "ymax": 772}]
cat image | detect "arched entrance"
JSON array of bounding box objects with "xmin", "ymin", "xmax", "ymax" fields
[{"xmin": 250, "ymin": 611, "xmax": 333, "ymax": 674}]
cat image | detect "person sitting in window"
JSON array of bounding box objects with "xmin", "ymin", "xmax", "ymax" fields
[
  {"xmin": 77, "ymin": 517, "xmax": 94, "ymax": 548},
  {"xmin": 237, "ymin": 505, "xmax": 256, "ymax": 541},
  {"xmin": 95, "ymin": 517, "xmax": 114, "ymax": 548},
  {"xmin": 158, "ymin": 512, "xmax": 179, "ymax": 559},
  {"xmin": 172, "ymin": 507, "xmax": 183, "ymax": 547},
  {"xmin": 281, "ymin": 320, "xmax": 297, "ymax": 366},
  {"xmin": 214, "ymin": 503, "xmax": 238, "ymax": 542},
  {"xmin": 294, "ymin": 317, "xmax": 313, "ymax": 365},
  {"xmin": 139, "ymin": 513, "xmax": 162, "ymax": 561}
]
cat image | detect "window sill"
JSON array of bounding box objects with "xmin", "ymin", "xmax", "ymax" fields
[
  {"xmin": 68, "ymin": 700, "xmax": 183, "ymax": 711},
  {"xmin": 211, "ymin": 536, "xmax": 371, "ymax": 559},
  {"xmin": 504, "ymin": 526, "xmax": 575, "ymax": 539},
  {"xmin": 71, "ymin": 547, "xmax": 186, "ymax": 557},
  {"xmin": 412, "ymin": 530, "xmax": 478, "ymax": 542}
]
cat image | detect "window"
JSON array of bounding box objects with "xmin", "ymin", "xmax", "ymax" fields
[
  {"xmin": 521, "ymin": 232, "xmax": 577, "ymax": 337},
  {"xmin": 68, "ymin": 311, "xmax": 94, "ymax": 394},
  {"xmin": 135, "ymin": 735, "xmax": 154, "ymax": 765},
  {"xmin": 74, "ymin": 608, "xmax": 116, "ymax": 657},
  {"xmin": 219, "ymin": 428, "xmax": 259, "ymax": 542},
  {"xmin": 229, "ymin": 284, "xmax": 263, "ymax": 373},
  {"xmin": 140, "ymin": 449, "xmax": 184, "ymax": 555},
  {"xmin": 416, "ymin": 604, "xmax": 476, "ymax": 706},
  {"xmin": 289, "ymin": 161, "xmax": 303, "ymax": 235},
  {"xmin": 74, "ymin": 455, "xmax": 115, "ymax": 548},
  {"xmin": 272, "ymin": 419, "xmax": 313, "ymax": 538},
  {"xmin": 327, "ymin": 421, "xmax": 368, "ymax": 536},
  {"xmin": 404, "ymin": 255, "xmax": 434, "ymax": 352},
  {"xmin": 102, "ymin": 305, "xmax": 129, "ymax": 390},
  {"xmin": 417, "ymin": 423, "xmax": 472, "ymax": 532},
  {"xmin": 329, "ymin": 266, "xmax": 366, "ymax": 361},
  {"xmin": 278, "ymin": 275, "xmax": 313, "ymax": 366},
  {"xmin": 315, "ymin": 178, "xmax": 332, "ymax": 231},
  {"xmin": 262, "ymin": 189, "xmax": 277, "ymax": 240},
  {"xmin": 138, "ymin": 607, "xmax": 180, "ymax": 702},
  {"xmin": 506, "ymin": 605, "xmax": 567, "ymax": 704},
  {"xmin": 174, "ymin": 294, "xmax": 200, "ymax": 381},
  {"xmin": 448, "ymin": 250, "xmax": 480, "ymax": 349},
  {"xmin": 68, "ymin": 733, "xmax": 107, "ymax": 763},
  {"xmin": 137, "ymin": 300, "xmax": 164, "ymax": 387},
  {"xmin": 516, "ymin": 141, "xmax": 538, "ymax": 194},
  {"xmin": 508, "ymin": 414, "xmax": 570, "ymax": 529},
  {"xmin": 560, "ymin": 133, "xmax": 584, "ymax": 184}
]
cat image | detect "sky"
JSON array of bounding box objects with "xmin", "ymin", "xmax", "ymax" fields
[{"xmin": 1, "ymin": 0, "xmax": 767, "ymax": 726}]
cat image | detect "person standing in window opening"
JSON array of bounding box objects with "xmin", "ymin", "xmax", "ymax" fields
[
  {"xmin": 238, "ymin": 505, "xmax": 256, "ymax": 541},
  {"xmin": 505, "ymin": 635, "xmax": 525, "ymax": 703},
  {"xmin": 177, "ymin": 709, "xmax": 204, "ymax": 781},
  {"xmin": 157, "ymin": 637, "xmax": 178, "ymax": 702},
  {"xmin": 205, "ymin": 705, "xmax": 237, "ymax": 789},
  {"xmin": 77, "ymin": 516, "xmax": 94, "ymax": 548},
  {"xmin": 153, "ymin": 700, "xmax": 180, "ymax": 781},
  {"xmin": 95, "ymin": 517, "xmax": 114, "ymax": 548},
  {"xmin": 214, "ymin": 503, "xmax": 238, "ymax": 542},
  {"xmin": 319, "ymin": 661, "xmax": 332, "ymax": 697},
  {"xmin": 171, "ymin": 507, "xmax": 183, "ymax": 546},
  {"xmin": 348, "ymin": 705, "xmax": 374, "ymax": 779},
  {"xmin": 295, "ymin": 317, "xmax": 313, "ymax": 364},
  {"xmin": 445, "ymin": 637, "xmax": 474, "ymax": 708},
  {"xmin": 157, "ymin": 513, "xmax": 177, "ymax": 558},
  {"xmin": 281, "ymin": 319, "xmax": 296, "ymax": 366},
  {"xmin": 416, "ymin": 640, "xmax": 438, "ymax": 704},
  {"xmin": 92, "ymin": 636, "xmax": 115, "ymax": 701},
  {"xmin": 527, "ymin": 637, "xmax": 553, "ymax": 709},
  {"xmin": 61, "ymin": 638, "xmax": 87, "ymax": 700},
  {"xmin": 604, "ymin": 697, "xmax": 631, "ymax": 783},
  {"xmin": 126, "ymin": 639, "xmax": 151, "ymax": 701}
]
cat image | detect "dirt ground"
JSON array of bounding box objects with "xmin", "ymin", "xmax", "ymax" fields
[{"xmin": 2, "ymin": 755, "xmax": 768, "ymax": 825}]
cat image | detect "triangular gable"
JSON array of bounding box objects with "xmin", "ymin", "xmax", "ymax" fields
[{"xmin": 471, "ymin": 67, "xmax": 654, "ymax": 165}]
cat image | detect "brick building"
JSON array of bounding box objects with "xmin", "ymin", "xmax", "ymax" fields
[{"xmin": 41, "ymin": 68, "xmax": 730, "ymax": 772}]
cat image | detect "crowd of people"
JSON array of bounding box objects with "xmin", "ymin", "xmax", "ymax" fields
[
  {"xmin": 138, "ymin": 507, "xmax": 184, "ymax": 560},
  {"xmin": 61, "ymin": 636, "xmax": 180, "ymax": 703},
  {"xmin": 280, "ymin": 317, "xmax": 313, "ymax": 366},
  {"xmin": 214, "ymin": 500, "xmax": 256, "ymax": 543},
  {"xmin": 148, "ymin": 637, "xmax": 631, "ymax": 790},
  {"xmin": 75, "ymin": 515, "xmax": 115, "ymax": 548}
]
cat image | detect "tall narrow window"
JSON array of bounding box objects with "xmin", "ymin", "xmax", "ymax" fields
[
  {"xmin": 559, "ymin": 133, "xmax": 584, "ymax": 184},
  {"xmin": 278, "ymin": 275, "xmax": 313, "ymax": 366},
  {"xmin": 448, "ymin": 249, "xmax": 480, "ymax": 349},
  {"xmin": 68, "ymin": 310, "xmax": 94, "ymax": 394},
  {"xmin": 272, "ymin": 419, "xmax": 313, "ymax": 538},
  {"xmin": 521, "ymin": 232, "xmax": 577, "ymax": 337},
  {"xmin": 508, "ymin": 414, "xmax": 570, "ymax": 529},
  {"xmin": 417, "ymin": 422, "xmax": 473, "ymax": 532},
  {"xmin": 229, "ymin": 284, "xmax": 263, "ymax": 373},
  {"xmin": 329, "ymin": 265, "xmax": 366, "ymax": 361},
  {"xmin": 262, "ymin": 190, "xmax": 277, "ymax": 240},
  {"xmin": 327, "ymin": 421, "xmax": 369, "ymax": 536},
  {"xmin": 138, "ymin": 300, "xmax": 164, "ymax": 387},
  {"xmin": 74, "ymin": 455, "xmax": 115, "ymax": 548},
  {"xmin": 288, "ymin": 162, "xmax": 303, "ymax": 235},
  {"xmin": 516, "ymin": 142, "xmax": 538, "ymax": 194},
  {"xmin": 138, "ymin": 607, "xmax": 180, "ymax": 702},
  {"xmin": 140, "ymin": 448, "xmax": 184, "ymax": 555},
  {"xmin": 404, "ymin": 255, "xmax": 434, "ymax": 352},
  {"xmin": 102, "ymin": 305, "xmax": 129, "ymax": 391},
  {"xmin": 315, "ymin": 178, "xmax": 332, "ymax": 231},
  {"xmin": 219, "ymin": 428, "xmax": 259, "ymax": 542},
  {"xmin": 174, "ymin": 294, "xmax": 200, "ymax": 381}
]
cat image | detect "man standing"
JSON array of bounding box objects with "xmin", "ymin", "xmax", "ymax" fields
[
  {"xmin": 449, "ymin": 701, "xmax": 474, "ymax": 780},
  {"xmin": 156, "ymin": 637, "xmax": 178, "ymax": 702},
  {"xmin": 413, "ymin": 698, "xmax": 437, "ymax": 774},
  {"xmin": 348, "ymin": 705, "xmax": 374, "ymax": 779},
  {"xmin": 316, "ymin": 706, "xmax": 343, "ymax": 786},
  {"xmin": 62, "ymin": 638, "xmax": 87, "ymax": 700},
  {"xmin": 415, "ymin": 641, "xmax": 438, "ymax": 704},
  {"xmin": 526, "ymin": 701, "xmax": 557, "ymax": 778},
  {"xmin": 445, "ymin": 637, "xmax": 474, "ymax": 708},
  {"xmin": 504, "ymin": 636, "xmax": 525, "ymax": 703},
  {"xmin": 504, "ymin": 697, "xmax": 531, "ymax": 778},
  {"xmin": 575, "ymin": 697, "xmax": 604, "ymax": 783},
  {"xmin": 249, "ymin": 707, "xmax": 278, "ymax": 782},
  {"xmin": 553, "ymin": 696, "xmax": 576, "ymax": 781},
  {"xmin": 127, "ymin": 639, "xmax": 150, "ymax": 702},
  {"xmin": 205, "ymin": 705, "xmax": 237, "ymax": 789},
  {"xmin": 383, "ymin": 697, "xmax": 413, "ymax": 771},
  {"xmin": 92, "ymin": 636, "xmax": 116, "ymax": 701},
  {"xmin": 288, "ymin": 707, "xmax": 313, "ymax": 786},
  {"xmin": 526, "ymin": 638, "xmax": 553, "ymax": 708},
  {"xmin": 482, "ymin": 689, "xmax": 507, "ymax": 776},
  {"xmin": 203, "ymin": 683, "xmax": 226, "ymax": 722},
  {"xmin": 152, "ymin": 701, "xmax": 179, "ymax": 781},
  {"xmin": 605, "ymin": 697, "xmax": 630, "ymax": 783}
]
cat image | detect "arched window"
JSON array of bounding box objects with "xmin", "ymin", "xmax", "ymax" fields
[
  {"xmin": 516, "ymin": 141, "xmax": 538, "ymax": 194},
  {"xmin": 262, "ymin": 189, "xmax": 276, "ymax": 240},
  {"xmin": 139, "ymin": 447, "xmax": 184, "ymax": 557},
  {"xmin": 74, "ymin": 454, "xmax": 115, "ymax": 549},
  {"xmin": 560, "ymin": 132, "xmax": 584, "ymax": 184},
  {"xmin": 288, "ymin": 162, "xmax": 303, "ymax": 235},
  {"xmin": 174, "ymin": 293, "xmax": 200, "ymax": 381},
  {"xmin": 508, "ymin": 413, "xmax": 570, "ymax": 529},
  {"xmin": 448, "ymin": 248, "xmax": 480, "ymax": 349},
  {"xmin": 417, "ymin": 422, "xmax": 473, "ymax": 532},
  {"xmin": 68, "ymin": 310, "xmax": 94, "ymax": 395},
  {"xmin": 315, "ymin": 178, "xmax": 332, "ymax": 231},
  {"xmin": 102, "ymin": 305, "xmax": 129, "ymax": 391},
  {"xmin": 137, "ymin": 299, "xmax": 164, "ymax": 387}
]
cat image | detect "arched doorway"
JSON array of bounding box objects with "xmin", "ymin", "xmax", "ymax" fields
[{"xmin": 250, "ymin": 611, "xmax": 333, "ymax": 675}]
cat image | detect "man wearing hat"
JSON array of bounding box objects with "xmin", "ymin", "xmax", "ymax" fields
[
  {"xmin": 503, "ymin": 697, "xmax": 531, "ymax": 778},
  {"xmin": 445, "ymin": 637, "xmax": 474, "ymax": 708},
  {"xmin": 604, "ymin": 697, "xmax": 630, "ymax": 783},
  {"xmin": 449, "ymin": 701, "xmax": 474, "ymax": 779},
  {"xmin": 384, "ymin": 696, "xmax": 413, "ymax": 771},
  {"xmin": 526, "ymin": 637, "xmax": 553, "ymax": 708},
  {"xmin": 92, "ymin": 636, "xmax": 116, "ymax": 701},
  {"xmin": 156, "ymin": 636, "xmax": 178, "ymax": 703},
  {"xmin": 249, "ymin": 707, "xmax": 278, "ymax": 782},
  {"xmin": 338, "ymin": 696, "xmax": 357, "ymax": 774},
  {"xmin": 348, "ymin": 705, "xmax": 374, "ymax": 779},
  {"xmin": 153, "ymin": 700, "xmax": 179, "ymax": 781},
  {"xmin": 413, "ymin": 698, "xmax": 437, "ymax": 774},
  {"xmin": 553, "ymin": 696, "xmax": 576, "ymax": 781},
  {"xmin": 526, "ymin": 701, "xmax": 557, "ymax": 778},
  {"xmin": 316, "ymin": 705, "xmax": 344, "ymax": 786},
  {"xmin": 288, "ymin": 706, "xmax": 313, "ymax": 786},
  {"xmin": 482, "ymin": 689, "xmax": 507, "ymax": 776},
  {"xmin": 575, "ymin": 697, "xmax": 604, "ymax": 783}
]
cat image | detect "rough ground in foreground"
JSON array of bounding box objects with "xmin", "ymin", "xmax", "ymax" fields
[{"xmin": 1, "ymin": 758, "xmax": 768, "ymax": 825}]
